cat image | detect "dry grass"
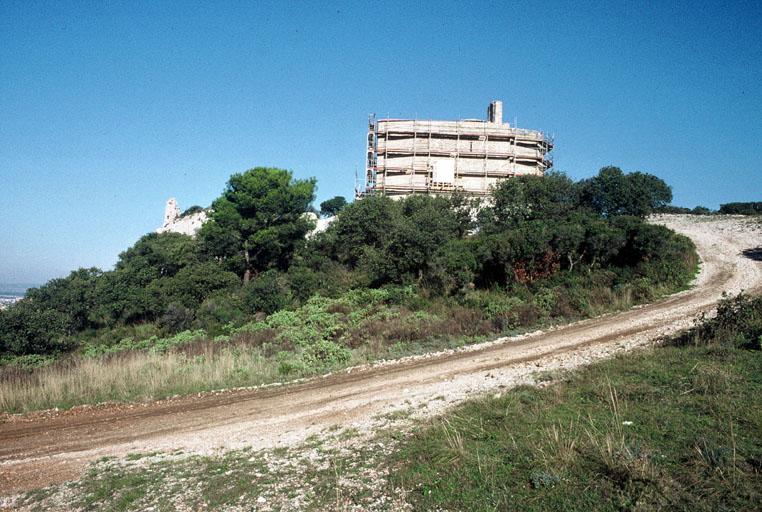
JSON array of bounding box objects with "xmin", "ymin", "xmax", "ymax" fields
[{"xmin": 0, "ymin": 345, "xmax": 280, "ymax": 413}]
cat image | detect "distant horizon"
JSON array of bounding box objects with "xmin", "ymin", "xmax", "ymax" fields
[{"xmin": 0, "ymin": 283, "xmax": 37, "ymax": 297}]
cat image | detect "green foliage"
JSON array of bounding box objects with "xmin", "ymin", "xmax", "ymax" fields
[
  {"xmin": 302, "ymin": 338, "xmax": 351, "ymax": 369},
  {"xmin": 331, "ymin": 194, "xmax": 471, "ymax": 286},
  {"xmin": 195, "ymin": 293, "xmax": 246, "ymax": 335},
  {"xmin": 671, "ymin": 293, "xmax": 762, "ymax": 350},
  {"xmin": 233, "ymin": 286, "xmax": 419, "ymax": 374},
  {"xmin": 319, "ymin": 195, "xmax": 347, "ymax": 217},
  {"xmin": 328, "ymin": 194, "xmax": 402, "ymax": 267},
  {"xmin": 480, "ymin": 171, "xmax": 579, "ymax": 230},
  {"xmin": 0, "ymin": 353, "xmax": 57, "ymax": 371},
  {"xmin": 24, "ymin": 267, "xmax": 103, "ymax": 332},
  {"xmin": 0, "ymin": 300, "xmax": 73, "ymax": 355},
  {"xmin": 90, "ymin": 233, "xmax": 201, "ymax": 325},
  {"xmin": 612, "ymin": 218, "xmax": 698, "ymax": 288},
  {"xmin": 83, "ymin": 330, "xmax": 207, "ymax": 358},
  {"xmin": 181, "ymin": 205, "xmax": 205, "ymax": 217},
  {"xmin": 427, "ymin": 239, "xmax": 477, "ymax": 294},
  {"xmin": 243, "ymin": 269, "xmax": 292, "ymax": 314},
  {"xmin": 150, "ymin": 262, "xmax": 240, "ymax": 311},
  {"xmin": 462, "ymin": 290, "xmax": 522, "ymax": 320},
  {"xmin": 393, "ymin": 311, "xmax": 762, "ymax": 511},
  {"xmin": 285, "ymin": 259, "xmax": 353, "ymax": 303},
  {"xmin": 658, "ymin": 204, "xmax": 714, "ymax": 215},
  {"xmin": 116, "ymin": 232, "xmax": 199, "ymax": 280},
  {"xmin": 199, "ymin": 167, "xmax": 316, "ymax": 280},
  {"xmin": 579, "ymin": 166, "xmax": 672, "ymax": 217},
  {"xmin": 0, "ymin": 164, "xmax": 698, "ymax": 363},
  {"xmin": 719, "ymin": 201, "xmax": 762, "ymax": 215},
  {"xmin": 158, "ymin": 303, "xmax": 195, "ymax": 333}
]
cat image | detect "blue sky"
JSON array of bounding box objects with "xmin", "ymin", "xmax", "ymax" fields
[{"xmin": 1, "ymin": 0, "xmax": 760, "ymax": 284}]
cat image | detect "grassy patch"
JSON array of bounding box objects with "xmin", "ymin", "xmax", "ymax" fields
[{"xmin": 391, "ymin": 295, "xmax": 762, "ymax": 511}]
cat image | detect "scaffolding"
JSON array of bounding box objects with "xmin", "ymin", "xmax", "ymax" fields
[{"xmin": 361, "ymin": 100, "xmax": 553, "ymax": 198}]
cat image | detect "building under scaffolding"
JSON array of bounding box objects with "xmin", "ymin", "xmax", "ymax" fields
[{"xmin": 361, "ymin": 100, "xmax": 553, "ymax": 198}]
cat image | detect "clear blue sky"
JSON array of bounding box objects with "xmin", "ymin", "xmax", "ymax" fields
[{"xmin": 1, "ymin": 0, "xmax": 760, "ymax": 284}]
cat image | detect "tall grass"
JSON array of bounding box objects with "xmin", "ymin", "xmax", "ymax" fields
[{"xmin": 0, "ymin": 343, "xmax": 280, "ymax": 413}]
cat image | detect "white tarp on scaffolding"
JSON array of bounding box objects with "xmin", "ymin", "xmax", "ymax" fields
[{"xmin": 432, "ymin": 159, "xmax": 455, "ymax": 183}]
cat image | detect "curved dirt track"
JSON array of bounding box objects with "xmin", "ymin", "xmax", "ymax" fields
[{"xmin": 1, "ymin": 215, "xmax": 761, "ymax": 494}]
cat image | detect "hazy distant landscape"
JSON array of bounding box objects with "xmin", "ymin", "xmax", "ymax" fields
[{"xmin": 0, "ymin": 284, "xmax": 33, "ymax": 309}]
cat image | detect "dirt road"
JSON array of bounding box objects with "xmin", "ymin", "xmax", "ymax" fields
[{"xmin": 1, "ymin": 215, "xmax": 761, "ymax": 494}]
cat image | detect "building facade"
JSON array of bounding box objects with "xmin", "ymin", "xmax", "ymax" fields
[{"xmin": 362, "ymin": 100, "xmax": 553, "ymax": 198}]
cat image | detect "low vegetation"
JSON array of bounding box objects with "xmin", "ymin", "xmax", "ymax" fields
[
  {"xmin": 391, "ymin": 293, "xmax": 762, "ymax": 510},
  {"xmin": 719, "ymin": 201, "xmax": 762, "ymax": 216},
  {"xmin": 656, "ymin": 200, "xmax": 762, "ymax": 216},
  {"xmin": 0, "ymin": 165, "xmax": 698, "ymax": 412},
  {"xmin": 15, "ymin": 294, "xmax": 761, "ymax": 510}
]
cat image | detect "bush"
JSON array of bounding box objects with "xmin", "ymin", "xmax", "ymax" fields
[
  {"xmin": 302, "ymin": 339, "xmax": 351, "ymax": 369},
  {"xmin": 427, "ymin": 239, "xmax": 477, "ymax": 294},
  {"xmin": 670, "ymin": 293, "xmax": 762, "ymax": 350},
  {"xmin": 578, "ymin": 166, "xmax": 672, "ymax": 217},
  {"xmin": 158, "ymin": 303, "xmax": 195, "ymax": 333},
  {"xmin": 195, "ymin": 293, "xmax": 246, "ymax": 334},
  {"xmin": 718, "ymin": 202, "xmax": 762, "ymax": 215},
  {"xmin": 0, "ymin": 301, "xmax": 73, "ymax": 355},
  {"xmin": 243, "ymin": 270, "xmax": 293, "ymax": 314},
  {"xmin": 153, "ymin": 262, "xmax": 241, "ymax": 311}
]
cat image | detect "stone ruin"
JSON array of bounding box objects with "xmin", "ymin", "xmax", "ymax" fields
[{"xmin": 157, "ymin": 198, "xmax": 208, "ymax": 236}]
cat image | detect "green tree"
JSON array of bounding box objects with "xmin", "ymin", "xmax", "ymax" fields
[
  {"xmin": 356, "ymin": 195, "xmax": 464, "ymax": 285},
  {"xmin": 319, "ymin": 196, "xmax": 348, "ymax": 217},
  {"xmin": 116, "ymin": 232, "xmax": 199, "ymax": 280},
  {"xmin": 428, "ymin": 239, "xmax": 478, "ymax": 294},
  {"xmin": 579, "ymin": 167, "xmax": 672, "ymax": 217},
  {"xmin": 25, "ymin": 267, "xmax": 103, "ymax": 332},
  {"xmin": 719, "ymin": 202, "xmax": 762, "ymax": 215},
  {"xmin": 199, "ymin": 167, "xmax": 316, "ymax": 282},
  {"xmin": 87, "ymin": 233, "xmax": 199, "ymax": 325},
  {"xmin": 328, "ymin": 195, "xmax": 402, "ymax": 268},
  {"xmin": 150, "ymin": 262, "xmax": 241, "ymax": 311},
  {"xmin": 0, "ymin": 301, "xmax": 73, "ymax": 355},
  {"xmin": 480, "ymin": 172, "xmax": 579, "ymax": 232},
  {"xmin": 243, "ymin": 269, "xmax": 292, "ymax": 314}
]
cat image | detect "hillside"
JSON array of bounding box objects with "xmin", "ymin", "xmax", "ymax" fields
[{"xmin": 1, "ymin": 214, "xmax": 760, "ymax": 509}]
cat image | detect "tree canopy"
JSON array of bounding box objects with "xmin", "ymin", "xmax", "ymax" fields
[
  {"xmin": 579, "ymin": 166, "xmax": 672, "ymax": 217},
  {"xmin": 319, "ymin": 196, "xmax": 348, "ymax": 217},
  {"xmin": 199, "ymin": 167, "xmax": 316, "ymax": 282}
]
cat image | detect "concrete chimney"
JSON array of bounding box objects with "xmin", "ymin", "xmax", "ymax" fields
[{"xmin": 487, "ymin": 100, "xmax": 503, "ymax": 124}]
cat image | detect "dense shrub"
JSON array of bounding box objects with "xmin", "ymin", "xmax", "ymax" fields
[
  {"xmin": 427, "ymin": 239, "xmax": 477, "ymax": 294},
  {"xmin": 158, "ymin": 303, "xmax": 196, "ymax": 333},
  {"xmin": 0, "ymin": 301, "xmax": 73, "ymax": 355},
  {"xmin": 670, "ymin": 294, "xmax": 762, "ymax": 350},
  {"xmin": 579, "ymin": 166, "xmax": 672, "ymax": 217},
  {"xmin": 151, "ymin": 262, "xmax": 241, "ymax": 311},
  {"xmin": 243, "ymin": 270, "xmax": 292, "ymax": 314},
  {"xmin": 195, "ymin": 293, "xmax": 246, "ymax": 334},
  {"xmin": 718, "ymin": 201, "xmax": 762, "ymax": 215}
]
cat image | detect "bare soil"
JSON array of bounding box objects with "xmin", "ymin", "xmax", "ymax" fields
[{"xmin": 1, "ymin": 215, "xmax": 760, "ymax": 495}]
